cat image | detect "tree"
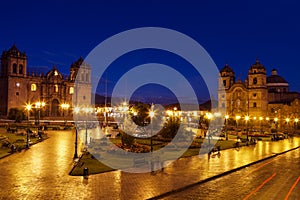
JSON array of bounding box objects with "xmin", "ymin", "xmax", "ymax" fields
[
  {"xmin": 159, "ymin": 116, "xmax": 180, "ymax": 139},
  {"xmin": 8, "ymin": 108, "xmax": 25, "ymax": 122}
]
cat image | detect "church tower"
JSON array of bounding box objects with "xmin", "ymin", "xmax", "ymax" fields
[
  {"xmin": 71, "ymin": 57, "xmax": 92, "ymax": 107},
  {"xmin": 0, "ymin": 45, "xmax": 28, "ymax": 115},
  {"xmin": 218, "ymin": 64, "xmax": 235, "ymax": 111},
  {"xmin": 247, "ymin": 59, "xmax": 268, "ymax": 116},
  {"xmin": 1, "ymin": 44, "xmax": 27, "ymax": 77}
]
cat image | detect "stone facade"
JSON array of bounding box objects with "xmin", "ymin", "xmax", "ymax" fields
[
  {"xmin": 218, "ymin": 59, "xmax": 300, "ymax": 120},
  {"xmin": 0, "ymin": 45, "xmax": 91, "ymax": 117}
]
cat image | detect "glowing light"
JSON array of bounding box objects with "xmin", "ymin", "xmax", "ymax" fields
[
  {"xmin": 74, "ymin": 107, "xmax": 80, "ymax": 114},
  {"xmin": 25, "ymin": 104, "xmax": 32, "ymax": 111},
  {"xmin": 245, "ymin": 116, "xmax": 250, "ymax": 121},
  {"xmin": 60, "ymin": 103, "xmax": 70, "ymax": 109},
  {"xmin": 235, "ymin": 115, "xmax": 241, "ymax": 120},
  {"xmin": 149, "ymin": 111, "xmax": 155, "ymax": 118}
]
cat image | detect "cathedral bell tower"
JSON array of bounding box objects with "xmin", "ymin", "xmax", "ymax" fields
[
  {"xmin": 1, "ymin": 44, "xmax": 27, "ymax": 77},
  {"xmin": 247, "ymin": 59, "xmax": 268, "ymax": 116},
  {"xmin": 218, "ymin": 64, "xmax": 235, "ymax": 111}
]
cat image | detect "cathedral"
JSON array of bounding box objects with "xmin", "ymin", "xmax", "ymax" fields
[
  {"xmin": 0, "ymin": 45, "xmax": 91, "ymax": 117},
  {"xmin": 218, "ymin": 59, "xmax": 300, "ymax": 121}
]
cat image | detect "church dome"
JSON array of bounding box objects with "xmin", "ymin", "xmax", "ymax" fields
[{"xmin": 267, "ymin": 69, "xmax": 288, "ymax": 84}]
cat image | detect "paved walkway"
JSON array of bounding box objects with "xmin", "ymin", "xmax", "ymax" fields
[{"xmin": 0, "ymin": 131, "xmax": 299, "ymax": 199}]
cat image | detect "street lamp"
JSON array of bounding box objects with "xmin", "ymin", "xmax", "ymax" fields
[
  {"xmin": 245, "ymin": 116, "xmax": 250, "ymax": 144},
  {"xmin": 235, "ymin": 115, "xmax": 241, "ymax": 141},
  {"xmin": 266, "ymin": 117, "xmax": 270, "ymax": 131},
  {"xmin": 206, "ymin": 112, "xmax": 213, "ymax": 144},
  {"xmin": 274, "ymin": 117, "xmax": 278, "ymax": 131},
  {"xmin": 60, "ymin": 103, "xmax": 70, "ymax": 128},
  {"xmin": 25, "ymin": 103, "xmax": 32, "ymax": 148},
  {"xmin": 286, "ymin": 118, "xmax": 290, "ymax": 132},
  {"xmin": 35, "ymin": 101, "xmax": 45, "ymax": 139},
  {"xmin": 225, "ymin": 115, "xmax": 229, "ymax": 140},
  {"xmin": 149, "ymin": 104, "xmax": 155, "ymax": 173},
  {"xmin": 259, "ymin": 117, "xmax": 263, "ymax": 134},
  {"xmin": 294, "ymin": 118, "xmax": 299, "ymax": 133},
  {"xmin": 73, "ymin": 106, "xmax": 80, "ymax": 159},
  {"xmin": 83, "ymin": 107, "xmax": 90, "ymax": 146}
]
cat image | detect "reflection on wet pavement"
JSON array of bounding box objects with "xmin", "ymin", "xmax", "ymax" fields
[{"xmin": 0, "ymin": 130, "xmax": 299, "ymax": 199}]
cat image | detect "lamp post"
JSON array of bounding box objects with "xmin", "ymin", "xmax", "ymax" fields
[
  {"xmin": 60, "ymin": 103, "xmax": 70, "ymax": 128},
  {"xmin": 266, "ymin": 117, "xmax": 270, "ymax": 131},
  {"xmin": 286, "ymin": 118, "xmax": 290, "ymax": 133},
  {"xmin": 149, "ymin": 104, "xmax": 155, "ymax": 173},
  {"xmin": 259, "ymin": 117, "xmax": 263, "ymax": 134},
  {"xmin": 225, "ymin": 115, "xmax": 229, "ymax": 140},
  {"xmin": 25, "ymin": 104, "xmax": 32, "ymax": 148},
  {"xmin": 235, "ymin": 115, "xmax": 241, "ymax": 141},
  {"xmin": 294, "ymin": 118, "xmax": 299, "ymax": 133},
  {"xmin": 245, "ymin": 116, "xmax": 249, "ymax": 144},
  {"xmin": 73, "ymin": 107, "xmax": 80, "ymax": 159},
  {"xmin": 206, "ymin": 112, "xmax": 213, "ymax": 144},
  {"xmin": 274, "ymin": 117, "xmax": 278, "ymax": 131},
  {"xmin": 83, "ymin": 107, "xmax": 90, "ymax": 146},
  {"xmin": 35, "ymin": 101, "xmax": 45, "ymax": 138},
  {"xmin": 149, "ymin": 105, "xmax": 155, "ymax": 152}
]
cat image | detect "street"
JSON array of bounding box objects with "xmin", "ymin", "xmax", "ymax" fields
[{"xmin": 162, "ymin": 148, "xmax": 300, "ymax": 200}]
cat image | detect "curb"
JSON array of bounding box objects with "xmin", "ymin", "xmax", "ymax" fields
[
  {"xmin": 147, "ymin": 145, "xmax": 300, "ymax": 200},
  {"xmin": 68, "ymin": 153, "xmax": 84, "ymax": 176}
]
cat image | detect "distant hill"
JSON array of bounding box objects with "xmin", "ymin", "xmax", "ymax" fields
[{"xmin": 94, "ymin": 93, "xmax": 215, "ymax": 110}]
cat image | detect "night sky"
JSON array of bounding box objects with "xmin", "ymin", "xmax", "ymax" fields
[{"xmin": 1, "ymin": 0, "xmax": 300, "ymax": 103}]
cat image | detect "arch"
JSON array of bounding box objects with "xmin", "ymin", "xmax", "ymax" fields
[
  {"xmin": 69, "ymin": 87, "xmax": 74, "ymax": 94},
  {"xmin": 81, "ymin": 73, "xmax": 85, "ymax": 82},
  {"xmin": 13, "ymin": 63, "xmax": 17, "ymax": 73},
  {"xmin": 51, "ymin": 99, "xmax": 60, "ymax": 117},
  {"xmin": 31, "ymin": 83, "xmax": 37, "ymax": 91},
  {"xmin": 86, "ymin": 73, "xmax": 89, "ymax": 82},
  {"xmin": 54, "ymin": 84, "xmax": 58, "ymax": 93},
  {"xmin": 19, "ymin": 64, "xmax": 23, "ymax": 74},
  {"xmin": 253, "ymin": 77, "xmax": 257, "ymax": 85}
]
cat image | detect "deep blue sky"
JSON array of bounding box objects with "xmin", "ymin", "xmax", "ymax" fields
[{"xmin": 1, "ymin": 0, "xmax": 300, "ymax": 103}]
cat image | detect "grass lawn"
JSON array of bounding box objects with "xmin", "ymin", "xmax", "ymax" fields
[
  {"xmin": 69, "ymin": 136, "xmax": 251, "ymax": 176},
  {"xmin": 0, "ymin": 127, "xmax": 49, "ymax": 159}
]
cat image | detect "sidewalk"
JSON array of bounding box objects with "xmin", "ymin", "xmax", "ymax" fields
[{"xmin": 84, "ymin": 137, "xmax": 300, "ymax": 199}]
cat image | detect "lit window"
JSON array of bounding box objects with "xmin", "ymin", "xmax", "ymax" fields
[
  {"xmin": 69, "ymin": 87, "xmax": 74, "ymax": 94},
  {"xmin": 54, "ymin": 84, "xmax": 58, "ymax": 92},
  {"xmin": 31, "ymin": 84, "xmax": 37, "ymax": 91},
  {"xmin": 54, "ymin": 71, "xmax": 58, "ymax": 76},
  {"xmin": 16, "ymin": 82, "xmax": 20, "ymax": 87}
]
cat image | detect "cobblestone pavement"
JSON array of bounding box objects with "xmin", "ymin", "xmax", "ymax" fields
[{"xmin": 0, "ymin": 131, "xmax": 299, "ymax": 199}]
